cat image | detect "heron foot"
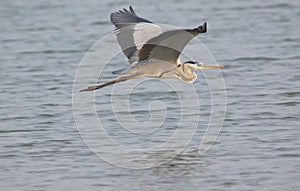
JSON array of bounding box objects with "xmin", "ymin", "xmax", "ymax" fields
[{"xmin": 79, "ymin": 85, "xmax": 99, "ymax": 92}]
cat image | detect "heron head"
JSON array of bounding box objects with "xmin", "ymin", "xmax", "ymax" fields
[{"xmin": 184, "ymin": 61, "xmax": 224, "ymax": 70}]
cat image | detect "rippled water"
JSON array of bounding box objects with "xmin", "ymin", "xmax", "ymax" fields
[{"xmin": 1, "ymin": 0, "xmax": 299, "ymax": 190}]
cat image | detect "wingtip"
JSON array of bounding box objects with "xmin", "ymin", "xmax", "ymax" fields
[
  {"xmin": 198, "ymin": 22, "xmax": 207, "ymax": 33},
  {"xmin": 129, "ymin": 6, "xmax": 136, "ymax": 15},
  {"xmin": 113, "ymin": 6, "xmax": 135, "ymax": 15}
]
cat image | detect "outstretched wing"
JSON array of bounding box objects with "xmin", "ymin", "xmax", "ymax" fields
[
  {"xmin": 110, "ymin": 6, "xmax": 162, "ymax": 64},
  {"xmin": 138, "ymin": 23, "xmax": 207, "ymax": 64}
]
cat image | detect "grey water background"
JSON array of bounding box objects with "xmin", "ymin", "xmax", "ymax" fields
[{"xmin": 1, "ymin": 0, "xmax": 299, "ymax": 190}]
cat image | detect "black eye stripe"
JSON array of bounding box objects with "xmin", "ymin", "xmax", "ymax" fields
[{"xmin": 185, "ymin": 61, "xmax": 196, "ymax": 64}]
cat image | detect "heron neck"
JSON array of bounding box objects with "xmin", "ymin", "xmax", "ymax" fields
[{"xmin": 180, "ymin": 64, "xmax": 197, "ymax": 83}]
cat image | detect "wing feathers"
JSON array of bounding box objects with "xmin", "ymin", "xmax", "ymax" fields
[
  {"xmin": 110, "ymin": 7, "xmax": 207, "ymax": 65},
  {"xmin": 110, "ymin": 6, "xmax": 153, "ymax": 29},
  {"xmin": 138, "ymin": 22, "xmax": 207, "ymax": 63},
  {"xmin": 110, "ymin": 6, "xmax": 162, "ymax": 63}
]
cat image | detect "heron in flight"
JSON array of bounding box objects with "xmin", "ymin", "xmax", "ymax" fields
[{"xmin": 80, "ymin": 6, "xmax": 223, "ymax": 92}]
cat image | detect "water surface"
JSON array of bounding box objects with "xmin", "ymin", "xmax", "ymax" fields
[{"xmin": 1, "ymin": 0, "xmax": 299, "ymax": 190}]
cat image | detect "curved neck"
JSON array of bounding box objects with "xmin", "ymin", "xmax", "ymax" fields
[{"xmin": 179, "ymin": 64, "xmax": 197, "ymax": 83}]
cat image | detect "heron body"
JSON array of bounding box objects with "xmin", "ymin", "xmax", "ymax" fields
[
  {"xmin": 80, "ymin": 6, "xmax": 223, "ymax": 92},
  {"xmin": 115, "ymin": 59, "xmax": 198, "ymax": 83}
]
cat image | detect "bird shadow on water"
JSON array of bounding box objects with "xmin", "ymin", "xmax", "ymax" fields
[
  {"xmin": 135, "ymin": 148, "xmax": 210, "ymax": 170},
  {"xmin": 147, "ymin": 149, "xmax": 213, "ymax": 182}
]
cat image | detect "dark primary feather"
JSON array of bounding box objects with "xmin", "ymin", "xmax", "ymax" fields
[{"xmin": 110, "ymin": 6, "xmax": 153, "ymax": 29}]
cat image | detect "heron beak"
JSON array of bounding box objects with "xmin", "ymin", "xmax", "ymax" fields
[{"xmin": 199, "ymin": 64, "xmax": 224, "ymax": 69}]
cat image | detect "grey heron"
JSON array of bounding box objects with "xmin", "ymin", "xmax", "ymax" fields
[{"xmin": 80, "ymin": 6, "xmax": 223, "ymax": 92}]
